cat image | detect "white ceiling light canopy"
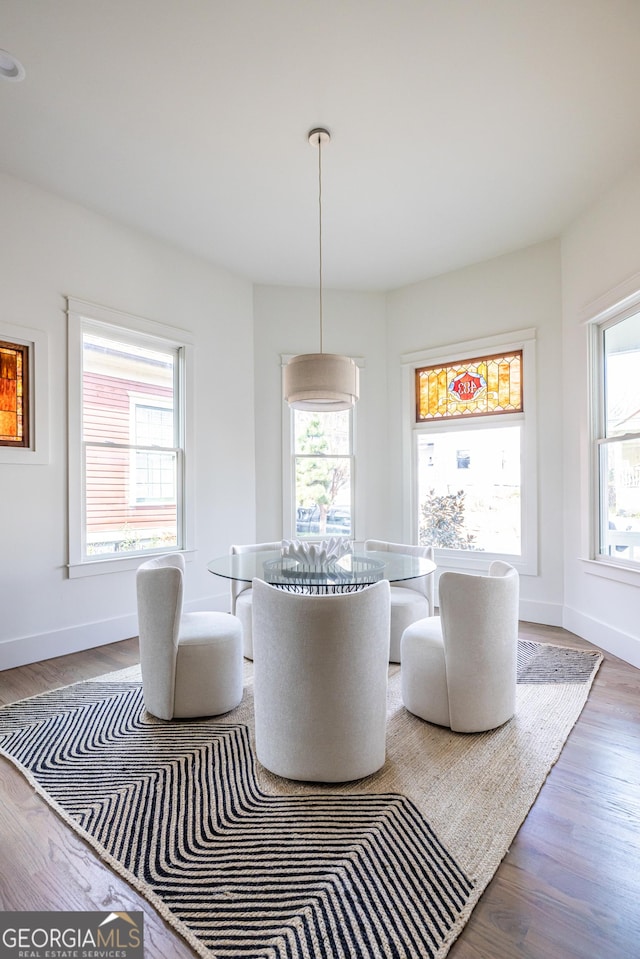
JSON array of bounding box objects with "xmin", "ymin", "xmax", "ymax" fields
[
  {"xmin": 283, "ymin": 128, "xmax": 359, "ymax": 411},
  {"xmin": 0, "ymin": 48, "xmax": 26, "ymax": 82}
]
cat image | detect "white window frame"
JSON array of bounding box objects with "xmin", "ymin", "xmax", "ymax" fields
[
  {"xmin": 587, "ymin": 283, "xmax": 640, "ymax": 573},
  {"xmin": 281, "ymin": 354, "xmax": 361, "ymax": 542},
  {"xmin": 401, "ymin": 328, "xmax": 538, "ymax": 575},
  {"xmin": 67, "ymin": 297, "xmax": 195, "ymax": 578}
]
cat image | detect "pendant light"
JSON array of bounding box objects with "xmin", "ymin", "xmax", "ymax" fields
[{"xmin": 283, "ymin": 128, "xmax": 359, "ymax": 411}]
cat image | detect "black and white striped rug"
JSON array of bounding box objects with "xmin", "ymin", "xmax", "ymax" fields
[{"xmin": 0, "ymin": 641, "xmax": 601, "ymax": 959}]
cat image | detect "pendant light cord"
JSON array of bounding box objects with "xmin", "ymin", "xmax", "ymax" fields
[{"xmin": 317, "ymin": 133, "xmax": 324, "ymax": 354}]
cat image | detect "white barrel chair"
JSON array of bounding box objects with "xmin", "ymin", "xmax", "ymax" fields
[
  {"xmin": 401, "ymin": 561, "xmax": 519, "ymax": 733},
  {"xmin": 136, "ymin": 553, "xmax": 244, "ymax": 720},
  {"xmin": 364, "ymin": 539, "xmax": 435, "ymax": 663},
  {"xmin": 251, "ymin": 578, "xmax": 391, "ymax": 782},
  {"xmin": 229, "ymin": 541, "xmax": 281, "ymax": 660}
]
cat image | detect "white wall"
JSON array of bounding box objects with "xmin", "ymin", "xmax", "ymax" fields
[
  {"xmin": 561, "ymin": 162, "xmax": 640, "ymax": 668},
  {"xmin": 252, "ymin": 285, "xmax": 389, "ymax": 543},
  {"xmin": 0, "ymin": 172, "xmax": 255, "ymax": 670},
  {"xmin": 386, "ymin": 240, "xmax": 564, "ymax": 627}
]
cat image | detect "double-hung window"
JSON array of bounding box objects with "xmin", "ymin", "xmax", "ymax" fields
[
  {"xmin": 593, "ymin": 306, "xmax": 640, "ymax": 565},
  {"xmin": 67, "ymin": 298, "xmax": 193, "ymax": 576},
  {"xmin": 404, "ymin": 329, "xmax": 537, "ymax": 573},
  {"xmin": 293, "ymin": 408, "xmax": 354, "ymax": 539}
]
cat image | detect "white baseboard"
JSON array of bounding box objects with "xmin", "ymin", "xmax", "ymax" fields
[
  {"xmin": 3, "ymin": 595, "xmax": 637, "ymax": 672},
  {"xmin": 563, "ymin": 606, "xmax": 640, "ymax": 669},
  {"xmin": 0, "ymin": 590, "xmax": 229, "ymax": 671},
  {"xmin": 0, "ymin": 614, "xmax": 139, "ymax": 671},
  {"xmin": 518, "ymin": 599, "xmax": 563, "ymax": 628}
]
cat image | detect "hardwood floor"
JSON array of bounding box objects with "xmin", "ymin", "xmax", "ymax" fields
[{"xmin": 0, "ymin": 624, "xmax": 638, "ymax": 959}]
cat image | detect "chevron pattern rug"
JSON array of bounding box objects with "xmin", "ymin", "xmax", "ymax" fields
[{"xmin": 0, "ymin": 640, "xmax": 601, "ymax": 959}]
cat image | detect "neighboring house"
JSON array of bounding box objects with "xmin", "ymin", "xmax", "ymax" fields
[{"xmin": 83, "ymin": 344, "xmax": 176, "ymax": 555}]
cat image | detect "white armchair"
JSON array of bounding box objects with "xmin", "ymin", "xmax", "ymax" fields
[
  {"xmin": 136, "ymin": 553, "xmax": 243, "ymax": 720},
  {"xmin": 251, "ymin": 578, "xmax": 391, "ymax": 782},
  {"xmin": 401, "ymin": 561, "xmax": 519, "ymax": 732},
  {"xmin": 364, "ymin": 539, "xmax": 435, "ymax": 663},
  {"xmin": 230, "ymin": 541, "xmax": 281, "ymax": 660}
]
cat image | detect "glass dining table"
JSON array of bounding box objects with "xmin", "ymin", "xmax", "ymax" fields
[{"xmin": 207, "ymin": 548, "xmax": 435, "ymax": 593}]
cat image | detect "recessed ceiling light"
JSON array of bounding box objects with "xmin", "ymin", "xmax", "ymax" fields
[{"xmin": 0, "ymin": 48, "xmax": 26, "ymax": 82}]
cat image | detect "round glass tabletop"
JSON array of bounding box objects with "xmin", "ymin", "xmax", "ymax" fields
[{"xmin": 207, "ymin": 549, "xmax": 435, "ymax": 591}]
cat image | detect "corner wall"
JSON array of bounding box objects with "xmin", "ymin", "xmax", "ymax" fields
[
  {"xmin": 561, "ymin": 162, "xmax": 640, "ymax": 668},
  {"xmin": 0, "ymin": 172, "xmax": 255, "ymax": 670},
  {"xmin": 386, "ymin": 240, "xmax": 565, "ymax": 627}
]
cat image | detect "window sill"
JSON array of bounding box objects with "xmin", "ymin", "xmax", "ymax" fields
[
  {"xmin": 433, "ymin": 548, "xmax": 537, "ymax": 577},
  {"xmin": 581, "ymin": 557, "xmax": 640, "ymax": 586},
  {"xmin": 68, "ymin": 549, "xmax": 196, "ymax": 579}
]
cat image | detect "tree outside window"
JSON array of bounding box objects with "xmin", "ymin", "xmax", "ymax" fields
[
  {"xmin": 417, "ymin": 427, "xmax": 520, "ymax": 553},
  {"xmin": 293, "ymin": 410, "xmax": 353, "ymax": 539}
]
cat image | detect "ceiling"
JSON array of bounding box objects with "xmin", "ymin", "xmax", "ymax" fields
[{"xmin": 2, "ymin": 0, "xmax": 640, "ymax": 292}]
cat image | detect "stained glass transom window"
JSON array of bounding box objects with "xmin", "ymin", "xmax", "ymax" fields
[
  {"xmin": 0, "ymin": 339, "xmax": 29, "ymax": 447},
  {"xmin": 416, "ymin": 350, "xmax": 523, "ymax": 422}
]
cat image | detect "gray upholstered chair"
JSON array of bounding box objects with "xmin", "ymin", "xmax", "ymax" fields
[
  {"xmin": 136, "ymin": 553, "xmax": 243, "ymax": 720},
  {"xmin": 251, "ymin": 577, "xmax": 391, "ymax": 782},
  {"xmin": 229, "ymin": 541, "xmax": 281, "ymax": 660},
  {"xmin": 364, "ymin": 539, "xmax": 435, "ymax": 663},
  {"xmin": 401, "ymin": 561, "xmax": 519, "ymax": 732}
]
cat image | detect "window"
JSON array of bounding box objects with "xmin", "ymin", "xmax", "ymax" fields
[
  {"xmin": 0, "ymin": 322, "xmax": 49, "ymax": 465},
  {"xmin": 291, "ymin": 409, "xmax": 354, "ymax": 539},
  {"xmin": 0, "ymin": 339, "xmax": 29, "ymax": 448},
  {"xmin": 416, "ymin": 350, "xmax": 522, "ymax": 421},
  {"xmin": 129, "ymin": 397, "xmax": 175, "ymax": 504},
  {"xmin": 593, "ymin": 308, "xmax": 640, "ymax": 564},
  {"xmin": 68, "ymin": 299, "xmax": 193, "ymax": 575},
  {"xmin": 404, "ymin": 331, "xmax": 537, "ymax": 573},
  {"xmin": 416, "ymin": 425, "xmax": 521, "ymax": 553}
]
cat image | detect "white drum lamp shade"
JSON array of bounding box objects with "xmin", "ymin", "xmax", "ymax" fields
[{"xmin": 283, "ymin": 352, "xmax": 359, "ymax": 411}]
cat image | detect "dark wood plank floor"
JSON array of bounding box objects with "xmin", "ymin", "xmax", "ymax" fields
[{"xmin": 0, "ymin": 623, "xmax": 638, "ymax": 959}]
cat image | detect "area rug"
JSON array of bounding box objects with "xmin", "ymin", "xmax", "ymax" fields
[{"xmin": 0, "ymin": 640, "xmax": 602, "ymax": 959}]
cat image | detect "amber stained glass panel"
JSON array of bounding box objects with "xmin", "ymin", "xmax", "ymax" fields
[
  {"xmin": 416, "ymin": 350, "xmax": 522, "ymax": 422},
  {"xmin": 0, "ymin": 340, "xmax": 29, "ymax": 447}
]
